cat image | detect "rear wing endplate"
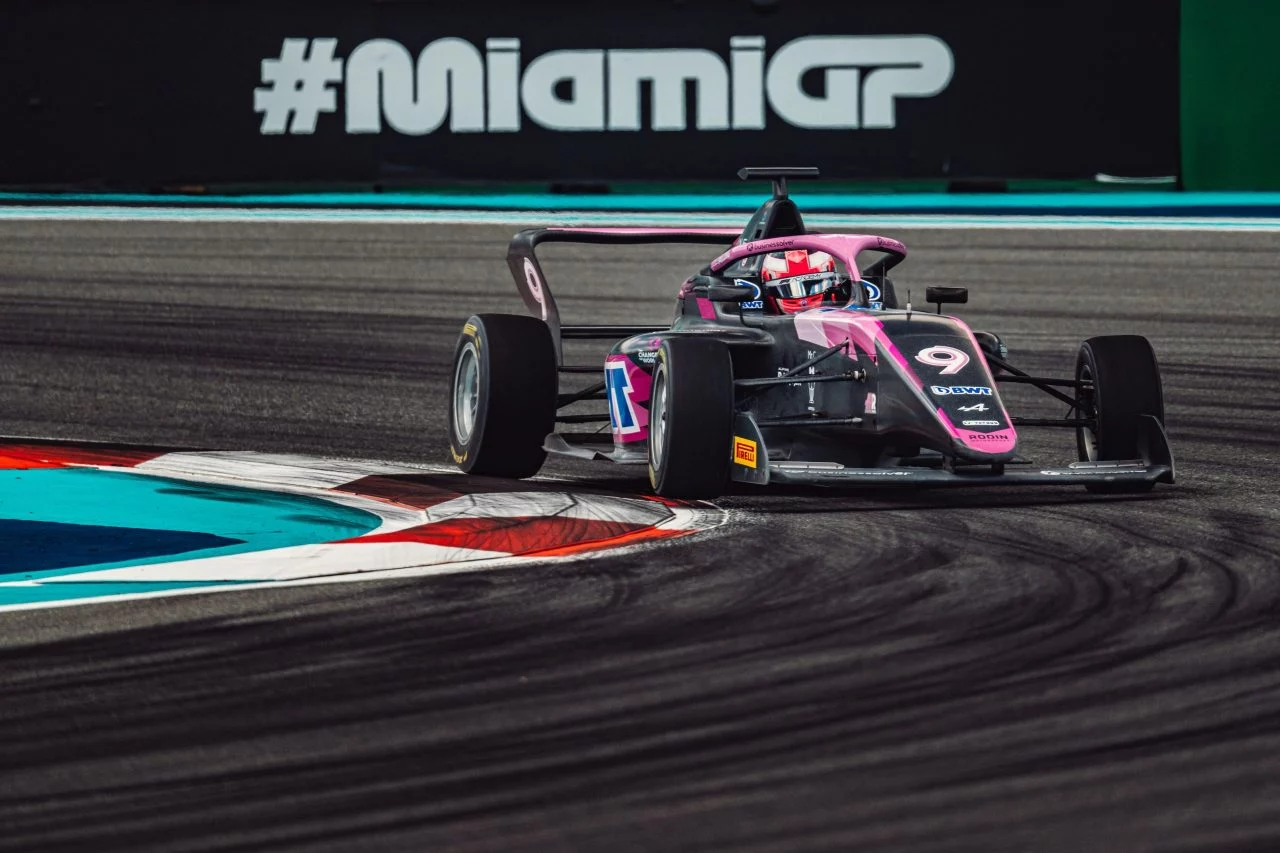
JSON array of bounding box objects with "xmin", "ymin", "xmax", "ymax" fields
[{"xmin": 506, "ymin": 228, "xmax": 742, "ymax": 363}]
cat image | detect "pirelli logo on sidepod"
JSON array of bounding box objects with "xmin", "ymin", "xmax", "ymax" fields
[{"xmin": 733, "ymin": 436, "xmax": 757, "ymax": 468}]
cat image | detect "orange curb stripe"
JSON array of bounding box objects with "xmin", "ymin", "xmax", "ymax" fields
[
  {"xmin": 344, "ymin": 515, "xmax": 647, "ymax": 551},
  {"xmin": 530, "ymin": 525, "xmax": 691, "ymax": 557}
]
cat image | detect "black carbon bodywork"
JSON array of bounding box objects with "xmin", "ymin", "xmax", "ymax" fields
[
  {"xmin": 611, "ymin": 290, "xmax": 1014, "ymax": 468},
  {"xmin": 498, "ymin": 176, "xmax": 1174, "ymax": 492}
]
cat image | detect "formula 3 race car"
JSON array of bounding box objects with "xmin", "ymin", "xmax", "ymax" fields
[{"xmin": 448, "ymin": 167, "xmax": 1174, "ymax": 499}]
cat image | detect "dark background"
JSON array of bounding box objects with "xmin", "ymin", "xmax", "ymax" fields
[{"xmin": 1, "ymin": 0, "xmax": 1179, "ymax": 187}]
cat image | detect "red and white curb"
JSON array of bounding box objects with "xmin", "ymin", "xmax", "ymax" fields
[{"xmin": 0, "ymin": 443, "xmax": 726, "ymax": 610}]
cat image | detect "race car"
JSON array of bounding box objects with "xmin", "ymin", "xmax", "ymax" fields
[{"xmin": 448, "ymin": 167, "xmax": 1174, "ymax": 499}]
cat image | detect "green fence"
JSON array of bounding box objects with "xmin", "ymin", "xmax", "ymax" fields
[{"xmin": 1181, "ymin": 1, "xmax": 1280, "ymax": 190}]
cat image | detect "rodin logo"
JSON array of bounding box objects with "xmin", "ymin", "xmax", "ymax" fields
[{"xmin": 255, "ymin": 35, "xmax": 954, "ymax": 135}]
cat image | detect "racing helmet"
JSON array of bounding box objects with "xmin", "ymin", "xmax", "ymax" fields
[{"xmin": 761, "ymin": 250, "xmax": 852, "ymax": 314}]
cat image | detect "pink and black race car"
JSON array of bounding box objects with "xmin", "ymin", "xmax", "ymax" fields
[{"xmin": 448, "ymin": 167, "xmax": 1173, "ymax": 499}]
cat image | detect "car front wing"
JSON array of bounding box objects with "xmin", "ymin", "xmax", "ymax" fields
[{"xmin": 731, "ymin": 415, "xmax": 1175, "ymax": 490}]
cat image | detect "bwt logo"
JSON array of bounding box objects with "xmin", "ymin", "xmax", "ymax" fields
[{"xmin": 254, "ymin": 35, "xmax": 954, "ymax": 136}]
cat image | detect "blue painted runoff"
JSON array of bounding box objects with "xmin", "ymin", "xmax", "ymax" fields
[
  {"xmin": 0, "ymin": 469, "xmax": 381, "ymax": 605},
  {"xmin": 0, "ymin": 519, "xmax": 240, "ymax": 573},
  {"xmin": 6, "ymin": 190, "xmax": 1280, "ymax": 215}
]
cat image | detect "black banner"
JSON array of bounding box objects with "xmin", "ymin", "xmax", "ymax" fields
[{"xmin": 2, "ymin": 0, "xmax": 1180, "ymax": 187}]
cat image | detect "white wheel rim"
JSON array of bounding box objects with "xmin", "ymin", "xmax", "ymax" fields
[
  {"xmin": 452, "ymin": 341, "xmax": 480, "ymax": 444},
  {"xmin": 650, "ymin": 366, "xmax": 669, "ymax": 469}
]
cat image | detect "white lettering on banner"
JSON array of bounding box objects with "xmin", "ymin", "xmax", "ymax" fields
[
  {"xmin": 731, "ymin": 36, "xmax": 766, "ymax": 129},
  {"xmin": 345, "ymin": 38, "xmax": 486, "ymax": 135},
  {"xmin": 486, "ymin": 38, "xmax": 522, "ymax": 132},
  {"xmin": 255, "ymin": 35, "xmax": 954, "ymax": 135},
  {"xmin": 609, "ymin": 49, "xmax": 729, "ymax": 131},
  {"xmin": 766, "ymin": 36, "xmax": 953, "ymax": 129},
  {"xmin": 521, "ymin": 49, "xmax": 605, "ymax": 130},
  {"xmin": 254, "ymin": 38, "xmax": 344, "ymax": 134}
]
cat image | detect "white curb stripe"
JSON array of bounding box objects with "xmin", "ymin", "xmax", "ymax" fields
[
  {"xmin": 0, "ymin": 444, "xmax": 728, "ymax": 611},
  {"xmin": 39, "ymin": 540, "xmax": 515, "ymax": 584}
]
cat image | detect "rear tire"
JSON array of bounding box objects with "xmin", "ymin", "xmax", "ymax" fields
[
  {"xmin": 448, "ymin": 314, "xmax": 557, "ymax": 478},
  {"xmin": 647, "ymin": 337, "xmax": 735, "ymax": 499},
  {"xmin": 1075, "ymin": 335, "xmax": 1164, "ymax": 494}
]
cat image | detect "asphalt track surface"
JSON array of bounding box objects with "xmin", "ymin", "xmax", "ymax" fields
[{"xmin": 2, "ymin": 220, "xmax": 1280, "ymax": 852}]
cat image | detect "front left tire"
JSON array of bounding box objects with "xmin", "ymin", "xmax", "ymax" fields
[{"xmin": 1075, "ymin": 334, "xmax": 1165, "ymax": 494}]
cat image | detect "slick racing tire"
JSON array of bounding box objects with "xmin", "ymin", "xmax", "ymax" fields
[
  {"xmin": 1075, "ymin": 335, "xmax": 1165, "ymax": 494},
  {"xmin": 647, "ymin": 337, "xmax": 735, "ymax": 499},
  {"xmin": 448, "ymin": 314, "xmax": 557, "ymax": 479}
]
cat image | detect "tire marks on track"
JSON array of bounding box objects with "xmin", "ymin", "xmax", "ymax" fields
[{"xmin": 0, "ymin": 221, "xmax": 1279, "ymax": 851}]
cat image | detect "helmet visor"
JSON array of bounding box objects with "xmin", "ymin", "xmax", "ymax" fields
[{"xmin": 764, "ymin": 271, "xmax": 845, "ymax": 299}]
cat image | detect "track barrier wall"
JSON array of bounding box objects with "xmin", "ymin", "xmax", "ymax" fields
[{"xmin": 2, "ymin": 0, "xmax": 1180, "ymax": 189}]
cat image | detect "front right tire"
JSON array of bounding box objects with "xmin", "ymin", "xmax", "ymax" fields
[
  {"xmin": 647, "ymin": 337, "xmax": 735, "ymax": 499},
  {"xmin": 448, "ymin": 313, "xmax": 557, "ymax": 478}
]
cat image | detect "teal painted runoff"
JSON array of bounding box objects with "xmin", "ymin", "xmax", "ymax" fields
[
  {"xmin": 5, "ymin": 206, "xmax": 1280, "ymax": 232},
  {"xmin": 0, "ymin": 469, "xmax": 380, "ymax": 594},
  {"xmin": 6, "ymin": 190, "xmax": 1280, "ymax": 213}
]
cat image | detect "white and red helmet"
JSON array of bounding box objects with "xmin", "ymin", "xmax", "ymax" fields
[{"xmin": 760, "ymin": 250, "xmax": 850, "ymax": 314}]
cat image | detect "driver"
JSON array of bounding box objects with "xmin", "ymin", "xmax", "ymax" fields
[{"xmin": 761, "ymin": 249, "xmax": 854, "ymax": 314}]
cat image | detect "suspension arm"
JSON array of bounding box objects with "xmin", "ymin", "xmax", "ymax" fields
[
  {"xmin": 557, "ymin": 381, "xmax": 607, "ymax": 408},
  {"xmin": 987, "ymin": 354, "xmax": 1080, "ymax": 409}
]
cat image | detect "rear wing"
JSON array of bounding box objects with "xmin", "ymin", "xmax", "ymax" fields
[{"xmin": 506, "ymin": 227, "xmax": 742, "ymax": 364}]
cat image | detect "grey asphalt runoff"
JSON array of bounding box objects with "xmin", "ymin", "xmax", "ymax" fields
[{"xmin": 1, "ymin": 220, "xmax": 1279, "ymax": 853}]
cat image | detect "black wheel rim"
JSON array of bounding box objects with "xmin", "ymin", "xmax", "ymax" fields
[{"xmin": 1077, "ymin": 362, "xmax": 1099, "ymax": 462}]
